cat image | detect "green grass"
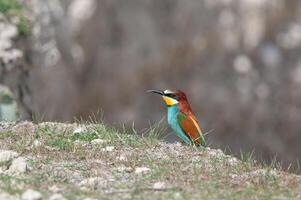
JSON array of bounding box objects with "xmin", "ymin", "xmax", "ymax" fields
[
  {"xmin": 0, "ymin": 0, "xmax": 20, "ymax": 13},
  {"xmin": 0, "ymin": 175, "xmax": 24, "ymax": 194},
  {"xmin": 0, "ymin": 0, "xmax": 29, "ymax": 36},
  {"xmin": 0, "ymin": 130, "xmax": 12, "ymax": 139},
  {"xmin": 0, "ymin": 121, "xmax": 300, "ymax": 199},
  {"xmin": 34, "ymin": 122, "xmax": 162, "ymax": 152}
]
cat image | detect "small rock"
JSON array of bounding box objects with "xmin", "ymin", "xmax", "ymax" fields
[
  {"xmin": 102, "ymin": 146, "xmax": 115, "ymax": 152},
  {"xmin": 230, "ymin": 174, "xmax": 238, "ymax": 179},
  {"xmin": 115, "ymin": 166, "xmax": 133, "ymax": 173},
  {"xmin": 49, "ymin": 194, "xmax": 66, "ymax": 200},
  {"xmin": 227, "ymin": 157, "xmax": 239, "ymax": 166},
  {"xmin": 0, "ymin": 150, "xmax": 18, "ymax": 163},
  {"xmin": 74, "ymin": 140, "xmax": 87, "ymax": 147},
  {"xmin": 73, "ymin": 126, "xmax": 87, "ymax": 134},
  {"xmin": 173, "ymin": 192, "xmax": 182, "ymax": 199},
  {"xmin": 153, "ymin": 182, "xmax": 166, "ymax": 190},
  {"xmin": 21, "ymin": 189, "xmax": 42, "ymax": 200},
  {"xmin": 49, "ymin": 185, "xmax": 63, "ymax": 193},
  {"xmin": 79, "ymin": 177, "xmax": 104, "ymax": 190},
  {"xmin": 8, "ymin": 157, "xmax": 27, "ymax": 174},
  {"xmin": 0, "ymin": 24, "xmax": 18, "ymax": 39},
  {"xmin": 31, "ymin": 140, "xmax": 42, "ymax": 148},
  {"xmin": 249, "ymin": 169, "xmax": 278, "ymax": 177},
  {"xmin": 91, "ymin": 139, "xmax": 106, "ymax": 146},
  {"xmin": 116, "ymin": 155, "xmax": 127, "ymax": 161},
  {"xmin": 208, "ymin": 149, "xmax": 225, "ymax": 158},
  {"xmin": 45, "ymin": 146, "xmax": 59, "ymax": 151},
  {"xmin": 0, "ymin": 192, "xmax": 17, "ymax": 200},
  {"xmin": 134, "ymin": 167, "xmax": 151, "ymax": 174},
  {"xmin": 175, "ymin": 142, "xmax": 182, "ymax": 147}
]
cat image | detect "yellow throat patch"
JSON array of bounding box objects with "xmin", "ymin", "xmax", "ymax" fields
[{"xmin": 162, "ymin": 96, "xmax": 178, "ymax": 106}]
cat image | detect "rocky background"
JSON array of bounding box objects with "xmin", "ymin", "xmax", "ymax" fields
[{"xmin": 1, "ymin": 0, "xmax": 301, "ymax": 170}]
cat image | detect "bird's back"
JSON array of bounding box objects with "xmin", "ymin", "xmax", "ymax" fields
[{"xmin": 175, "ymin": 90, "xmax": 206, "ymax": 146}]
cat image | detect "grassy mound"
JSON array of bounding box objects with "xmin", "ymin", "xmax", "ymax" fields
[{"xmin": 0, "ymin": 122, "xmax": 300, "ymax": 199}]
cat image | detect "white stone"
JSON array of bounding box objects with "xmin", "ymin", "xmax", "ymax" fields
[
  {"xmin": 79, "ymin": 177, "xmax": 104, "ymax": 189},
  {"xmin": 175, "ymin": 142, "xmax": 182, "ymax": 147},
  {"xmin": 21, "ymin": 189, "xmax": 42, "ymax": 200},
  {"xmin": 8, "ymin": 157, "xmax": 27, "ymax": 174},
  {"xmin": 116, "ymin": 166, "xmax": 126, "ymax": 172},
  {"xmin": 250, "ymin": 169, "xmax": 278, "ymax": 177},
  {"xmin": 153, "ymin": 182, "xmax": 166, "ymax": 190},
  {"xmin": 116, "ymin": 155, "xmax": 127, "ymax": 161},
  {"xmin": 208, "ymin": 149, "xmax": 225, "ymax": 158},
  {"xmin": 134, "ymin": 167, "xmax": 151, "ymax": 174},
  {"xmin": 74, "ymin": 140, "xmax": 87, "ymax": 147},
  {"xmin": 116, "ymin": 166, "xmax": 132, "ymax": 173},
  {"xmin": 0, "ymin": 150, "xmax": 18, "ymax": 163},
  {"xmin": 0, "ymin": 24, "xmax": 18, "ymax": 39},
  {"xmin": 102, "ymin": 146, "xmax": 115, "ymax": 152},
  {"xmin": 32, "ymin": 140, "xmax": 42, "ymax": 148},
  {"xmin": 227, "ymin": 157, "xmax": 239, "ymax": 166},
  {"xmin": 230, "ymin": 174, "xmax": 238, "ymax": 179},
  {"xmin": 49, "ymin": 185, "xmax": 63, "ymax": 193},
  {"xmin": 49, "ymin": 194, "xmax": 66, "ymax": 200},
  {"xmin": 91, "ymin": 139, "xmax": 106, "ymax": 146},
  {"xmin": 0, "ymin": 40, "xmax": 12, "ymax": 50},
  {"xmin": 73, "ymin": 126, "xmax": 86, "ymax": 134},
  {"xmin": 0, "ymin": 192, "xmax": 17, "ymax": 200}
]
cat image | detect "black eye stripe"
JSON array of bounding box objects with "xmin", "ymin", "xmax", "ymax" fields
[{"xmin": 166, "ymin": 94, "xmax": 177, "ymax": 99}]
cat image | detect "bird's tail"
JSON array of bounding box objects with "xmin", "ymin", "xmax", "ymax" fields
[{"xmin": 193, "ymin": 134, "xmax": 206, "ymax": 147}]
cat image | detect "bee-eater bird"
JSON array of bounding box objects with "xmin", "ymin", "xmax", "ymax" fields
[{"xmin": 147, "ymin": 89, "xmax": 206, "ymax": 147}]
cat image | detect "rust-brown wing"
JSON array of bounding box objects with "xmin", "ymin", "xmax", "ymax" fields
[{"xmin": 177, "ymin": 112, "xmax": 206, "ymax": 146}]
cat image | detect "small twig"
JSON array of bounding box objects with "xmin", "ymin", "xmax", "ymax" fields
[{"xmin": 204, "ymin": 129, "xmax": 215, "ymax": 136}]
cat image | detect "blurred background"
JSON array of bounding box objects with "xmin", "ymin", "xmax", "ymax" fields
[{"xmin": 1, "ymin": 0, "xmax": 301, "ymax": 171}]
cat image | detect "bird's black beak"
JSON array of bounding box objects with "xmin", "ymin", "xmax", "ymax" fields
[{"xmin": 146, "ymin": 89, "xmax": 164, "ymax": 95}]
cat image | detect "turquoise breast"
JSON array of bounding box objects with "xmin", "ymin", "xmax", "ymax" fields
[{"xmin": 166, "ymin": 105, "xmax": 191, "ymax": 144}]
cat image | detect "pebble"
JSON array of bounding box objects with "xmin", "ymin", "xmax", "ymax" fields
[
  {"xmin": 115, "ymin": 166, "xmax": 133, "ymax": 173},
  {"xmin": 49, "ymin": 193, "xmax": 66, "ymax": 200},
  {"xmin": 91, "ymin": 139, "xmax": 106, "ymax": 146},
  {"xmin": 102, "ymin": 146, "xmax": 115, "ymax": 152},
  {"xmin": 31, "ymin": 140, "xmax": 42, "ymax": 148},
  {"xmin": 74, "ymin": 140, "xmax": 87, "ymax": 147},
  {"xmin": 227, "ymin": 157, "xmax": 239, "ymax": 166},
  {"xmin": 49, "ymin": 185, "xmax": 64, "ymax": 193},
  {"xmin": 0, "ymin": 192, "xmax": 17, "ymax": 200},
  {"xmin": 21, "ymin": 189, "xmax": 42, "ymax": 200},
  {"xmin": 153, "ymin": 182, "xmax": 166, "ymax": 190},
  {"xmin": 116, "ymin": 155, "xmax": 127, "ymax": 161},
  {"xmin": 73, "ymin": 126, "xmax": 87, "ymax": 134},
  {"xmin": 8, "ymin": 157, "xmax": 27, "ymax": 174},
  {"xmin": 79, "ymin": 177, "xmax": 104, "ymax": 189},
  {"xmin": 134, "ymin": 167, "xmax": 151, "ymax": 174},
  {"xmin": 0, "ymin": 150, "xmax": 18, "ymax": 163}
]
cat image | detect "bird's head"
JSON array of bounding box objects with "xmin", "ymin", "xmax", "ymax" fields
[{"xmin": 147, "ymin": 89, "xmax": 188, "ymax": 106}]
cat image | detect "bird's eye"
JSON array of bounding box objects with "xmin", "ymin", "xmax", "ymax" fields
[{"xmin": 168, "ymin": 94, "xmax": 178, "ymax": 99}]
